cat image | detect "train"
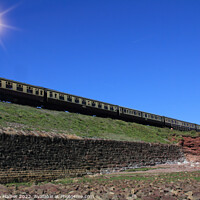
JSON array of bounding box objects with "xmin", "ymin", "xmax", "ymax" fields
[{"xmin": 0, "ymin": 77, "xmax": 199, "ymax": 132}]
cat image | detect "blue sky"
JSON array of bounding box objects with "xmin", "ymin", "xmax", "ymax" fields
[{"xmin": 0, "ymin": 0, "xmax": 200, "ymax": 124}]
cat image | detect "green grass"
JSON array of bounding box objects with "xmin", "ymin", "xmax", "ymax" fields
[
  {"xmin": 156, "ymin": 171, "xmax": 200, "ymax": 183},
  {"xmin": 5, "ymin": 170, "xmax": 200, "ymax": 186},
  {"xmin": 0, "ymin": 101, "xmax": 199, "ymax": 144},
  {"xmin": 6, "ymin": 182, "xmax": 33, "ymax": 187},
  {"xmin": 124, "ymin": 167, "xmax": 164, "ymax": 172},
  {"xmin": 194, "ymin": 176, "xmax": 200, "ymax": 181},
  {"xmin": 49, "ymin": 174, "xmax": 154, "ymax": 185},
  {"xmin": 52, "ymin": 170, "xmax": 200, "ymax": 185}
]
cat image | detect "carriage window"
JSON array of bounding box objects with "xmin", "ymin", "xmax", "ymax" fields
[
  {"xmin": 27, "ymin": 87, "xmax": 33, "ymax": 94},
  {"xmin": 6, "ymin": 82, "xmax": 12, "ymax": 89},
  {"xmin": 134, "ymin": 111, "xmax": 136, "ymax": 115},
  {"xmin": 110, "ymin": 106, "xmax": 114, "ymax": 111},
  {"xmin": 82, "ymin": 100, "xmax": 86, "ymax": 105},
  {"xmin": 67, "ymin": 96, "xmax": 72, "ymax": 102},
  {"xmin": 59, "ymin": 95, "xmax": 64, "ymax": 100},
  {"xmin": 55, "ymin": 93, "xmax": 57, "ymax": 98},
  {"xmin": 17, "ymin": 84, "xmax": 23, "ymax": 92},
  {"xmin": 145, "ymin": 114, "xmax": 147, "ymax": 118},
  {"xmin": 75, "ymin": 98, "xmax": 79, "ymax": 103},
  {"xmin": 40, "ymin": 91, "xmax": 43, "ymax": 95},
  {"xmin": 92, "ymin": 102, "xmax": 96, "ymax": 107},
  {"xmin": 98, "ymin": 104, "xmax": 102, "ymax": 108},
  {"xmin": 35, "ymin": 90, "xmax": 39, "ymax": 95},
  {"xmin": 151, "ymin": 115, "xmax": 154, "ymax": 119},
  {"xmin": 104, "ymin": 105, "xmax": 108, "ymax": 110},
  {"xmin": 50, "ymin": 92, "xmax": 53, "ymax": 97},
  {"xmin": 138, "ymin": 112, "xmax": 141, "ymax": 116}
]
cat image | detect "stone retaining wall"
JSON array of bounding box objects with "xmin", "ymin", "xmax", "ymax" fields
[{"xmin": 0, "ymin": 130, "xmax": 184, "ymax": 183}]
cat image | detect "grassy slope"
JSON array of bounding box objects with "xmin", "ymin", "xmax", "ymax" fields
[{"xmin": 0, "ymin": 102, "xmax": 199, "ymax": 144}]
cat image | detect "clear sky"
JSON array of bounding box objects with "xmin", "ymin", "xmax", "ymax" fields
[{"xmin": 0, "ymin": 0, "xmax": 200, "ymax": 124}]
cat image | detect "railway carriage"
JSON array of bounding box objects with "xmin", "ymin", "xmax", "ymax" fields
[
  {"xmin": 119, "ymin": 106, "xmax": 143, "ymax": 123},
  {"xmin": 119, "ymin": 107, "xmax": 164, "ymax": 127},
  {"xmin": 0, "ymin": 78, "xmax": 44, "ymax": 106},
  {"xmin": 196, "ymin": 125, "xmax": 200, "ymax": 132},
  {"xmin": 45, "ymin": 88, "xmax": 119, "ymax": 118},
  {"xmin": 164, "ymin": 117, "xmax": 196, "ymax": 131},
  {"xmin": 165, "ymin": 117, "xmax": 180, "ymax": 129},
  {"xmin": 0, "ymin": 77, "xmax": 199, "ymax": 131},
  {"xmin": 141, "ymin": 112, "xmax": 164, "ymax": 127}
]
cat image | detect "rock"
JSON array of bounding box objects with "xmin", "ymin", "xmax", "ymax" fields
[
  {"xmin": 131, "ymin": 188, "xmax": 136, "ymax": 194},
  {"xmin": 132, "ymin": 194, "xmax": 138, "ymax": 199},
  {"xmin": 136, "ymin": 190, "xmax": 143, "ymax": 198},
  {"xmin": 164, "ymin": 187, "xmax": 171, "ymax": 193},
  {"xmin": 126, "ymin": 195, "xmax": 137, "ymax": 200},
  {"xmin": 142, "ymin": 196, "xmax": 156, "ymax": 200},
  {"xmin": 170, "ymin": 189, "xmax": 180, "ymax": 196},
  {"xmin": 68, "ymin": 191, "xmax": 76, "ymax": 194},
  {"xmin": 152, "ymin": 189, "xmax": 161, "ymax": 197},
  {"xmin": 109, "ymin": 186, "xmax": 115, "ymax": 191},
  {"xmin": 36, "ymin": 188, "xmax": 44, "ymax": 195},
  {"xmin": 181, "ymin": 137, "xmax": 200, "ymax": 162},
  {"xmin": 185, "ymin": 191, "xmax": 194, "ymax": 200},
  {"xmin": 109, "ymin": 191, "xmax": 115, "ymax": 195},
  {"xmin": 0, "ymin": 184, "xmax": 10, "ymax": 194},
  {"xmin": 185, "ymin": 191, "xmax": 193, "ymax": 196},
  {"xmin": 193, "ymin": 192, "xmax": 200, "ymax": 200},
  {"xmin": 95, "ymin": 195, "xmax": 104, "ymax": 200},
  {"xmin": 161, "ymin": 195, "xmax": 176, "ymax": 200}
]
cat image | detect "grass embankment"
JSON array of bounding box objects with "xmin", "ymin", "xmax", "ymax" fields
[{"xmin": 0, "ymin": 101, "xmax": 198, "ymax": 144}]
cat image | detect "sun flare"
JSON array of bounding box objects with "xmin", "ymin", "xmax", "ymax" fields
[
  {"xmin": 0, "ymin": 16, "xmax": 4, "ymax": 33},
  {"xmin": 0, "ymin": 4, "xmax": 19, "ymax": 49}
]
